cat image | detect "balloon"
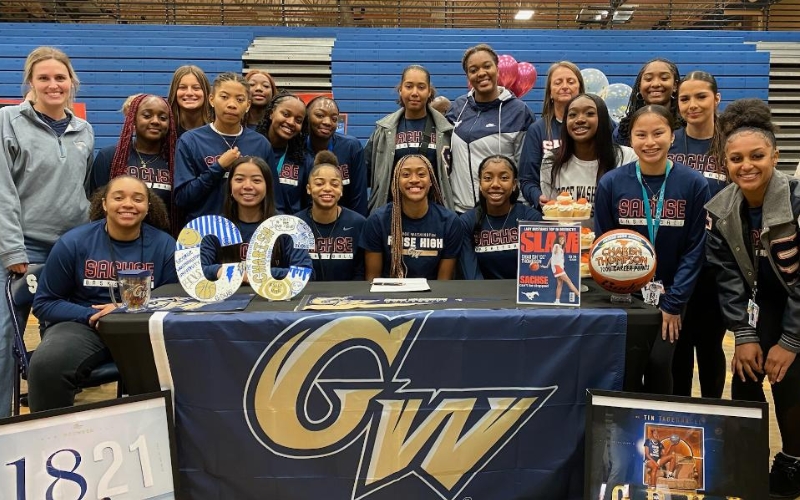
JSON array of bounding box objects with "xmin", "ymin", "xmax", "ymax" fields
[
  {"xmin": 497, "ymin": 54, "xmax": 519, "ymax": 89},
  {"xmin": 603, "ymin": 83, "xmax": 633, "ymax": 122},
  {"xmin": 581, "ymin": 68, "xmax": 609, "ymax": 96},
  {"xmin": 510, "ymin": 62, "xmax": 537, "ymax": 98}
]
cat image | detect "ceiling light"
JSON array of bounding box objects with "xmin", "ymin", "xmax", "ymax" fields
[{"xmin": 515, "ymin": 10, "xmax": 534, "ymax": 20}]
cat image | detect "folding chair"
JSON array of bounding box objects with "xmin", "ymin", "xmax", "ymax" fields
[{"xmin": 5, "ymin": 264, "xmax": 122, "ymax": 415}]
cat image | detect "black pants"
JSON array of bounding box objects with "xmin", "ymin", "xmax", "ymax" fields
[
  {"xmin": 732, "ymin": 294, "xmax": 800, "ymax": 455},
  {"xmin": 27, "ymin": 321, "xmax": 113, "ymax": 412},
  {"xmin": 672, "ymin": 267, "xmax": 727, "ymax": 397}
]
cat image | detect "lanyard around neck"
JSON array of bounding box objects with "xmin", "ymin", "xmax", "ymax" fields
[
  {"xmin": 276, "ymin": 150, "xmax": 287, "ymax": 176},
  {"xmin": 635, "ymin": 160, "xmax": 672, "ymax": 245}
]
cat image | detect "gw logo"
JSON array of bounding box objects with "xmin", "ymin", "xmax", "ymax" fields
[{"xmin": 243, "ymin": 312, "xmax": 557, "ymax": 500}]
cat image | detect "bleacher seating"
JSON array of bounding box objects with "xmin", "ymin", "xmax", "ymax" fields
[{"xmin": 0, "ymin": 23, "xmax": 797, "ymax": 164}]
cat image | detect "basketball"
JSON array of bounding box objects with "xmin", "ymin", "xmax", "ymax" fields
[
  {"xmin": 529, "ymin": 262, "xmax": 540, "ymax": 272},
  {"xmin": 588, "ymin": 229, "xmax": 657, "ymax": 294},
  {"xmin": 670, "ymin": 434, "xmax": 681, "ymax": 445}
]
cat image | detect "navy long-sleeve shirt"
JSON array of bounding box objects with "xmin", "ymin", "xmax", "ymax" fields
[
  {"xmin": 33, "ymin": 220, "xmax": 177, "ymax": 325},
  {"xmin": 174, "ymin": 125, "xmax": 273, "ymax": 222},
  {"xmin": 519, "ymin": 116, "xmax": 561, "ymax": 208},
  {"xmin": 594, "ymin": 161, "xmax": 710, "ymax": 314}
]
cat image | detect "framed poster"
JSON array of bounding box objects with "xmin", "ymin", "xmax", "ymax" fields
[
  {"xmin": 584, "ymin": 390, "xmax": 769, "ymax": 500},
  {"xmin": 0, "ymin": 391, "xmax": 178, "ymax": 499}
]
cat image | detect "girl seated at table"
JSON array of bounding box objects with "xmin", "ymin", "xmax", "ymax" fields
[
  {"xmin": 460, "ymin": 155, "xmax": 542, "ymax": 279},
  {"xmin": 540, "ymin": 94, "xmax": 637, "ymax": 219},
  {"xmin": 295, "ymin": 151, "xmax": 366, "ymax": 281},
  {"xmin": 174, "ymin": 72, "xmax": 272, "ymax": 224},
  {"xmin": 360, "ymin": 154, "xmax": 462, "ymax": 281},
  {"xmin": 256, "ymin": 91, "xmax": 314, "ymax": 214},
  {"xmin": 594, "ymin": 104, "xmax": 710, "ymax": 395},
  {"xmin": 201, "ymin": 156, "xmax": 311, "ymax": 282},
  {"xmin": 28, "ymin": 176, "xmax": 178, "ymax": 412}
]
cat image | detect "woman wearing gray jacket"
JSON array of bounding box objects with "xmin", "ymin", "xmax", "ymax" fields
[
  {"xmin": 364, "ymin": 65, "xmax": 454, "ymax": 213},
  {"xmin": 0, "ymin": 47, "xmax": 94, "ymax": 418}
]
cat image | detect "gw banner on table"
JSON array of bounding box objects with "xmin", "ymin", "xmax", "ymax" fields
[
  {"xmin": 149, "ymin": 308, "xmax": 628, "ymax": 499},
  {"xmin": 518, "ymin": 222, "xmax": 581, "ymax": 306},
  {"xmin": 0, "ymin": 392, "xmax": 177, "ymax": 500},
  {"xmin": 584, "ymin": 390, "xmax": 769, "ymax": 500}
]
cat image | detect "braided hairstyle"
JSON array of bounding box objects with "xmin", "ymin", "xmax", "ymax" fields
[
  {"xmin": 388, "ymin": 154, "xmax": 444, "ymax": 278},
  {"xmin": 256, "ymin": 91, "xmax": 307, "ymax": 168},
  {"xmin": 473, "ymin": 155, "xmax": 520, "ymax": 238},
  {"xmin": 616, "ymin": 58, "xmax": 682, "ymax": 144},
  {"xmin": 109, "ymin": 94, "xmax": 178, "ymax": 230}
]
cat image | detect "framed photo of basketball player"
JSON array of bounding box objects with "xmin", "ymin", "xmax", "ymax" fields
[{"xmin": 584, "ymin": 390, "xmax": 768, "ymax": 500}]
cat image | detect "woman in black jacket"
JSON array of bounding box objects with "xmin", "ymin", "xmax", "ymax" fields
[{"xmin": 705, "ymin": 98, "xmax": 800, "ymax": 499}]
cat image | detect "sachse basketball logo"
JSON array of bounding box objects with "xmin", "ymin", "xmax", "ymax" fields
[{"xmin": 243, "ymin": 312, "xmax": 557, "ymax": 500}]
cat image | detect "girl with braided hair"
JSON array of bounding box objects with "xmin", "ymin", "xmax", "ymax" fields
[
  {"xmin": 613, "ymin": 58, "xmax": 682, "ymax": 147},
  {"xmin": 256, "ymin": 91, "xmax": 314, "ymax": 214},
  {"xmin": 360, "ymin": 154, "xmax": 462, "ymax": 280},
  {"xmin": 91, "ymin": 94, "xmax": 177, "ymax": 230}
]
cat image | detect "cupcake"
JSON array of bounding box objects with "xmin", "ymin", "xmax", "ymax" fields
[
  {"xmin": 557, "ymin": 200, "xmax": 573, "ymax": 217},
  {"xmin": 580, "ymin": 251, "xmax": 591, "ymax": 277},
  {"xmin": 574, "ymin": 198, "xmax": 591, "ymax": 218},
  {"xmin": 556, "ymin": 191, "xmax": 573, "ymax": 203},
  {"xmin": 543, "ymin": 200, "xmax": 559, "ymax": 217},
  {"xmin": 581, "ymin": 227, "xmax": 596, "ymax": 248}
]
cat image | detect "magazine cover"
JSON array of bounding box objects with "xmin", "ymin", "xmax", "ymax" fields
[
  {"xmin": 517, "ymin": 222, "xmax": 581, "ymax": 306},
  {"xmin": 585, "ymin": 390, "xmax": 769, "ymax": 500}
]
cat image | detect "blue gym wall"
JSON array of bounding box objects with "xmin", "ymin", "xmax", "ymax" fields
[{"xmin": 2, "ymin": 23, "xmax": 799, "ymax": 151}]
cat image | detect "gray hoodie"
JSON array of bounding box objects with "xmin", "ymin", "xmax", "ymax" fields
[{"xmin": 0, "ymin": 100, "xmax": 94, "ymax": 268}]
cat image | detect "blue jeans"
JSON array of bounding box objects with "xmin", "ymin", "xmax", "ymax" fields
[{"xmin": 0, "ymin": 241, "xmax": 51, "ymax": 417}]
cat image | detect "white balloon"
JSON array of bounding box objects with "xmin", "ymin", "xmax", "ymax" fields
[
  {"xmin": 580, "ymin": 68, "xmax": 609, "ymax": 96},
  {"xmin": 603, "ymin": 83, "xmax": 633, "ymax": 122}
]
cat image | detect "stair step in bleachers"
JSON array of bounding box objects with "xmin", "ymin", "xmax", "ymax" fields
[
  {"xmin": 755, "ymin": 41, "xmax": 800, "ymax": 172},
  {"xmin": 243, "ymin": 36, "xmax": 335, "ymax": 92}
]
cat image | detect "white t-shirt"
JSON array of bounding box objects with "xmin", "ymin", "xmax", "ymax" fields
[{"xmin": 540, "ymin": 145, "xmax": 638, "ymax": 205}]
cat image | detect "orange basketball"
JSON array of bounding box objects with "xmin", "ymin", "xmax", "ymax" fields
[
  {"xmin": 529, "ymin": 262, "xmax": 540, "ymax": 272},
  {"xmin": 589, "ymin": 229, "xmax": 657, "ymax": 294}
]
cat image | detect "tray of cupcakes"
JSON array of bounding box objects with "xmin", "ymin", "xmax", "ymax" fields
[{"xmin": 542, "ymin": 191, "xmax": 591, "ymax": 221}]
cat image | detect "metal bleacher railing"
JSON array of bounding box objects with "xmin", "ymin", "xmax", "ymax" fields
[{"xmin": 1, "ymin": 0, "xmax": 799, "ymax": 31}]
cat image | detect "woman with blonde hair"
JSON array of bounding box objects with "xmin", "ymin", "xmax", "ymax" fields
[{"xmin": 0, "ymin": 46, "xmax": 94, "ymax": 418}]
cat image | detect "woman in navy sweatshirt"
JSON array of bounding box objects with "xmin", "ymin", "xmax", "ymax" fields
[
  {"xmin": 595, "ymin": 104, "xmax": 710, "ymax": 395},
  {"xmin": 29, "ymin": 176, "xmax": 178, "ymax": 412}
]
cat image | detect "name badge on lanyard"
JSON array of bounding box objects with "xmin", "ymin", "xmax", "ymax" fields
[{"xmin": 635, "ymin": 160, "xmax": 672, "ymax": 306}]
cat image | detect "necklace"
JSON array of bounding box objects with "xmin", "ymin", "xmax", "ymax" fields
[
  {"xmin": 486, "ymin": 208, "xmax": 512, "ymax": 231},
  {"xmin": 134, "ymin": 149, "xmax": 160, "ymax": 168},
  {"xmin": 641, "ymin": 177, "xmax": 659, "ymax": 202},
  {"xmin": 210, "ymin": 123, "xmax": 243, "ymax": 150}
]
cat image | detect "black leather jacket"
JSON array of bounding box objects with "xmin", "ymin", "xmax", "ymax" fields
[{"xmin": 705, "ymin": 171, "xmax": 800, "ymax": 353}]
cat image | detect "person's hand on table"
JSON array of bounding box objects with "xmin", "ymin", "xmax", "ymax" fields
[
  {"xmin": 660, "ymin": 309, "xmax": 681, "ymax": 343},
  {"xmin": 89, "ymin": 303, "xmax": 118, "ymax": 329},
  {"xmin": 764, "ymin": 344, "xmax": 796, "ymax": 384},
  {"xmin": 732, "ymin": 342, "xmax": 764, "ymax": 382}
]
